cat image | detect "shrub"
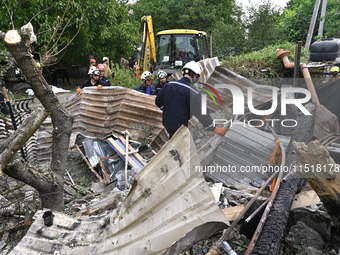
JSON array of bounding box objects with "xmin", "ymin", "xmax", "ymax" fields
[
  {"xmin": 221, "ymin": 42, "xmax": 309, "ymax": 80},
  {"xmin": 111, "ymin": 66, "xmax": 141, "ymax": 89}
]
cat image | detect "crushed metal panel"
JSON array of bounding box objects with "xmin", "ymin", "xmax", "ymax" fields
[
  {"xmin": 66, "ymin": 87, "xmax": 165, "ymax": 145},
  {"xmin": 34, "ymin": 87, "xmax": 168, "ymax": 161},
  {"xmin": 11, "ymin": 126, "xmax": 229, "ymax": 255},
  {"xmin": 172, "ymin": 57, "xmax": 221, "ymax": 82},
  {"xmin": 204, "ymin": 65, "xmax": 274, "ymax": 114},
  {"xmin": 205, "ymin": 121, "xmax": 290, "ymax": 187}
]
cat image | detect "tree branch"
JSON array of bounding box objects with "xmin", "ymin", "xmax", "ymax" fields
[
  {"xmin": 3, "ymin": 159, "xmax": 58, "ymax": 198},
  {"xmin": 0, "ymin": 108, "xmax": 49, "ymax": 173}
]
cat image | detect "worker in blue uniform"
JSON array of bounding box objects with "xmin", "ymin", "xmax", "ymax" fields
[
  {"xmin": 134, "ymin": 71, "xmax": 156, "ymax": 95},
  {"xmin": 155, "ymin": 61, "xmax": 226, "ymax": 139}
]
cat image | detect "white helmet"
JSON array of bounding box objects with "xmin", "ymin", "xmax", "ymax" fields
[
  {"xmin": 182, "ymin": 61, "xmax": 202, "ymax": 76},
  {"xmin": 88, "ymin": 67, "xmax": 100, "ymax": 75},
  {"xmin": 157, "ymin": 70, "xmax": 167, "ymax": 79},
  {"xmin": 141, "ymin": 71, "xmax": 153, "ymax": 80}
]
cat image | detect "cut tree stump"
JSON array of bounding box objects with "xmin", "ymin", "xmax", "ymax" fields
[{"xmin": 294, "ymin": 140, "xmax": 340, "ymax": 218}]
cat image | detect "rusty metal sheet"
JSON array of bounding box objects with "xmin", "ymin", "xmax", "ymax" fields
[{"xmin": 11, "ymin": 126, "xmax": 229, "ymax": 255}]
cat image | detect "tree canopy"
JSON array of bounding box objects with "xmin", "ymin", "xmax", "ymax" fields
[
  {"xmin": 130, "ymin": 0, "xmax": 243, "ymax": 34},
  {"xmin": 245, "ymin": 1, "xmax": 284, "ymax": 51},
  {"xmin": 0, "ymin": 0, "xmax": 141, "ymax": 65},
  {"xmin": 0, "ymin": 0, "xmax": 339, "ymax": 66},
  {"xmin": 279, "ymin": 0, "xmax": 340, "ymax": 43}
]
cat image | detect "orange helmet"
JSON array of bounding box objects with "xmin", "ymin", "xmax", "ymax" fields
[{"xmin": 90, "ymin": 59, "xmax": 96, "ymax": 63}]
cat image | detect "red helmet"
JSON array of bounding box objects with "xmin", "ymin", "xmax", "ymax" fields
[
  {"xmin": 97, "ymin": 64, "xmax": 105, "ymax": 71},
  {"xmin": 90, "ymin": 59, "xmax": 96, "ymax": 63}
]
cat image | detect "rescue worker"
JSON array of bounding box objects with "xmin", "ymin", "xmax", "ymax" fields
[
  {"xmin": 155, "ymin": 61, "xmax": 226, "ymax": 139},
  {"xmin": 89, "ymin": 59, "xmax": 96, "ymax": 70},
  {"xmin": 155, "ymin": 70, "xmax": 168, "ymax": 95},
  {"xmin": 102, "ymin": 57, "xmax": 112, "ymax": 79},
  {"xmin": 134, "ymin": 71, "xmax": 156, "ymax": 95},
  {"xmin": 323, "ymin": 66, "xmax": 340, "ymax": 84},
  {"xmin": 78, "ymin": 67, "xmax": 106, "ymax": 93},
  {"xmin": 120, "ymin": 57, "xmax": 129, "ymax": 70},
  {"xmin": 97, "ymin": 64, "xmax": 111, "ymax": 86},
  {"xmin": 329, "ymin": 66, "xmax": 340, "ymax": 82}
]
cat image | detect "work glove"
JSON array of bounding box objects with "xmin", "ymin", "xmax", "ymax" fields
[
  {"xmin": 76, "ymin": 88, "xmax": 81, "ymax": 94},
  {"xmin": 97, "ymin": 85, "xmax": 102, "ymax": 90},
  {"xmin": 214, "ymin": 127, "xmax": 226, "ymax": 136}
]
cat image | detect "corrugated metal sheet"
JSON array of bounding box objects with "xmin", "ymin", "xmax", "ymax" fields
[
  {"xmin": 172, "ymin": 57, "xmax": 221, "ymax": 83},
  {"xmin": 203, "ymin": 121, "xmax": 290, "ymax": 188},
  {"xmin": 11, "ymin": 126, "xmax": 229, "ymax": 255},
  {"xmin": 204, "ymin": 65, "xmax": 275, "ymax": 114},
  {"xmin": 66, "ymin": 86, "xmax": 166, "ymax": 146},
  {"xmin": 35, "ymin": 87, "xmax": 168, "ymax": 161}
]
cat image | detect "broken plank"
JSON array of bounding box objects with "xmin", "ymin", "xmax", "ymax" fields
[
  {"xmin": 118, "ymin": 136, "xmax": 146, "ymax": 166},
  {"xmin": 291, "ymin": 189, "xmax": 321, "ymax": 209},
  {"xmin": 294, "ymin": 140, "xmax": 340, "ymax": 217},
  {"xmin": 107, "ymin": 137, "xmax": 142, "ymax": 169},
  {"xmin": 77, "ymin": 192, "xmax": 122, "ymax": 216},
  {"xmin": 222, "ymin": 204, "xmax": 246, "ymax": 221},
  {"xmin": 75, "ymin": 144, "xmax": 104, "ymax": 183},
  {"xmin": 98, "ymin": 158, "xmax": 111, "ymax": 184}
]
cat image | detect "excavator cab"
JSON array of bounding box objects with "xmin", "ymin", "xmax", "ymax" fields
[{"xmin": 155, "ymin": 30, "xmax": 209, "ymax": 76}]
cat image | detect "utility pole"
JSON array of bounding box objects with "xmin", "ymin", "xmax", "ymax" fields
[
  {"xmin": 318, "ymin": 0, "xmax": 328, "ymax": 37},
  {"xmin": 305, "ymin": 0, "xmax": 321, "ymax": 49}
]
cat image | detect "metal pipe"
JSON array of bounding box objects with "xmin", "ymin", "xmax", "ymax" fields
[
  {"xmin": 276, "ymin": 49, "xmax": 320, "ymax": 105},
  {"xmin": 244, "ymin": 197, "xmax": 269, "ymax": 223},
  {"xmin": 214, "ymin": 170, "xmax": 279, "ymax": 248},
  {"xmin": 301, "ymin": 63, "xmax": 320, "ymax": 105}
]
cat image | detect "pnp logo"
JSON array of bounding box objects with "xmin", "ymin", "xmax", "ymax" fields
[{"xmin": 200, "ymin": 84, "xmax": 312, "ymax": 116}]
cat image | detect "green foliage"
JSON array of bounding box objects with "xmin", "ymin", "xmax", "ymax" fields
[
  {"xmin": 211, "ymin": 21, "xmax": 246, "ymax": 59},
  {"xmin": 130, "ymin": 0, "xmax": 242, "ymax": 34},
  {"xmin": 0, "ymin": 0, "xmax": 141, "ymax": 65},
  {"xmin": 221, "ymin": 42, "xmax": 309, "ymax": 79},
  {"xmin": 278, "ymin": 0, "xmax": 340, "ymax": 44},
  {"xmin": 112, "ymin": 66, "xmax": 141, "ymax": 89},
  {"xmin": 245, "ymin": 1, "xmax": 284, "ymax": 51},
  {"xmin": 130, "ymin": 124, "xmax": 154, "ymax": 148}
]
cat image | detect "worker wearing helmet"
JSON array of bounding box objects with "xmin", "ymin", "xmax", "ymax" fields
[
  {"xmin": 79, "ymin": 67, "xmax": 106, "ymax": 91},
  {"xmin": 134, "ymin": 71, "xmax": 156, "ymax": 95},
  {"xmin": 155, "ymin": 70, "xmax": 168, "ymax": 95},
  {"xmin": 324, "ymin": 66, "xmax": 340, "ymax": 84},
  {"xmin": 155, "ymin": 61, "xmax": 226, "ymax": 139},
  {"xmin": 102, "ymin": 57, "xmax": 112, "ymax": 79},
  {"xmin": 89, "ymin": 58, "xmax": 96, "ymax": 70},
  {"xmin": 97, "ymin": 64, "xmax": 111, "ymax": 86}
]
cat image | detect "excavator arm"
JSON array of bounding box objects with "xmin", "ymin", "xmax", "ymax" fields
[{"xmin": 137, "ymin": 16, "xmax": 156, "ymax": 79}]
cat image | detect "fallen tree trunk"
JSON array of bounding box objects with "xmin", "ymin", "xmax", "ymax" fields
[
  {"xmin": 294, "ymin": 140, "xmax": 340, "ymax": 219},
  {"xmin": 0, "ymin": 26, "xmax": 73, "ymax": 211},
  {"xmin": 0, "ymin": 108, "xmax": 49, "ymax": 171}
]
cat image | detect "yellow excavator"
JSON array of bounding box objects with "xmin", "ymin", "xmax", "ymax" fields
[{"xmin": 137, "ymin": 16, "xmax": 209, "ymax": 78}]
